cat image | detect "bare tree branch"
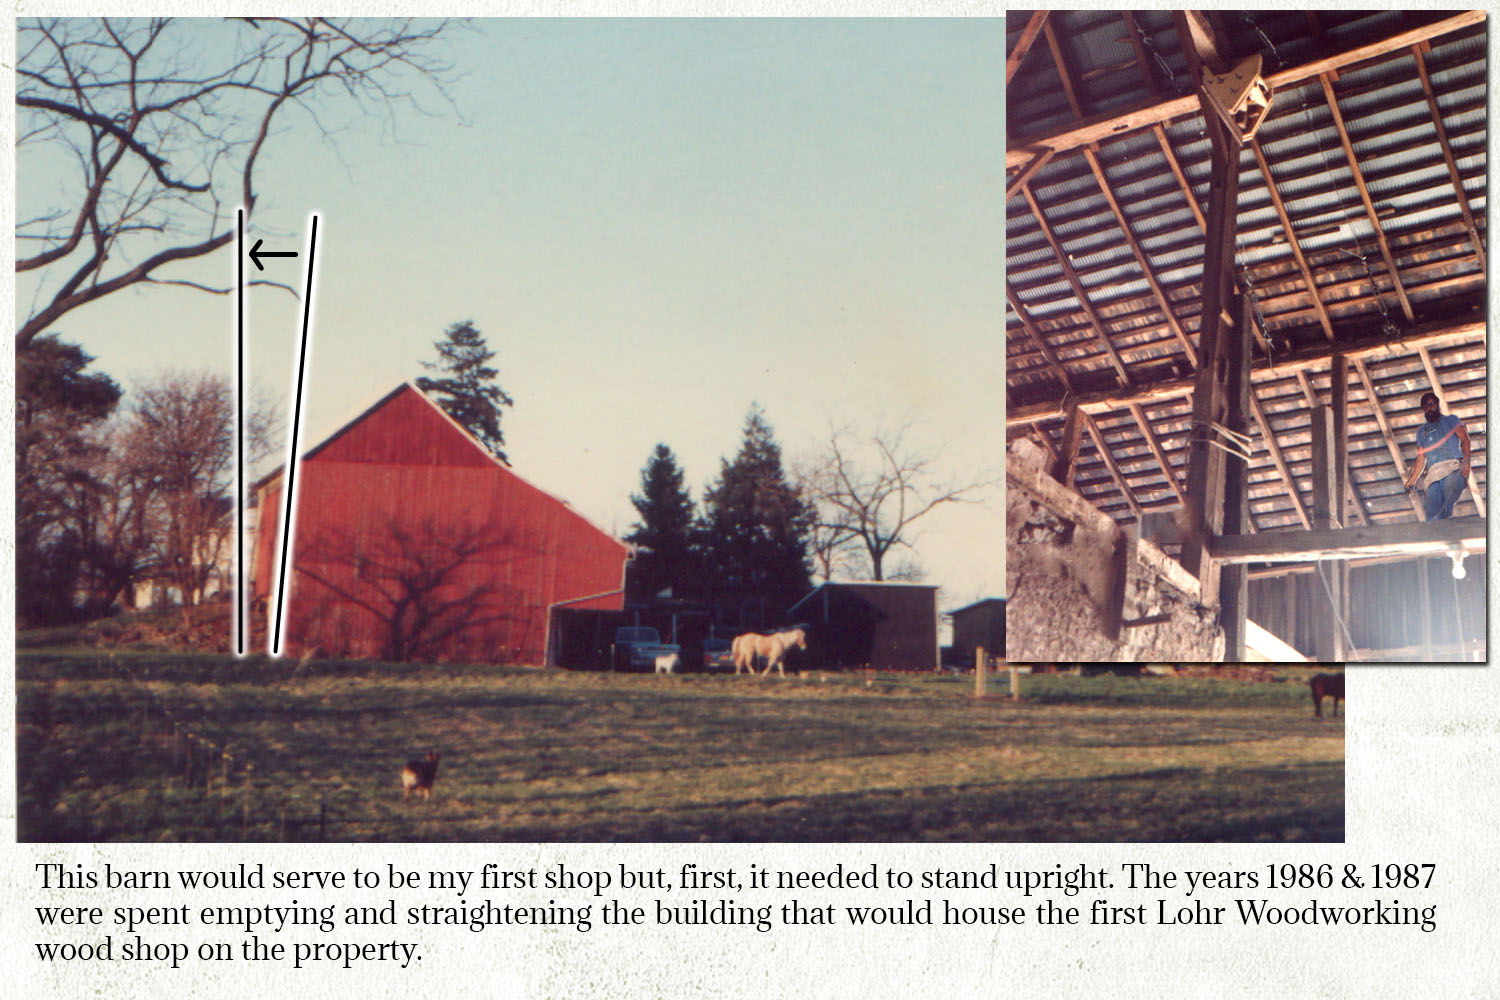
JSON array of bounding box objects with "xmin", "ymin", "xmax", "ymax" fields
[{"xmin": 17, "ymin": 17, "xmax": 460, "ymax": 346}]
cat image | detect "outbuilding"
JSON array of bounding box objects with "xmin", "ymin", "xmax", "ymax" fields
[
  {"xmin": 252, "ymin": 382, "xmax": 628, "ymax": 663},
  {"xmin": 788, "ymin": 582, "xmax": 939, "ymax": 671}
]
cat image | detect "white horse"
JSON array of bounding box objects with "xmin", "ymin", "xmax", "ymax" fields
[
  {"xmin": 732, "ymin": 634, "xmax": 758, "ymax": 675},
  {"xmin": 732, "ymin": 628, "xmax": 807, "ymax": 677}
]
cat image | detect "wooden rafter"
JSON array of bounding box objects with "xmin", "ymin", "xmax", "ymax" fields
[
  {"xmin": 1007, "ymin": 288, "xmax": 1073, "ymax": 393},
  {"xmin": 1173, "ymin": 10, "xmax": 1231, "ymax": 82},
  {"xmin": 1121, "ymin": 13, "xmax": 1161, "ymax": 98},
  {"xmin": 1415, "ymin": 345, "xmax": 1486, "ymax": 517},
  {"xmin": 1247, "ymin": 392, "xmax": 1313, "ymax": 530},
  {"xmin": 1018, "ymin": 184, "xmax": 1133, "ymax": 387},
  {"xmin": 1006, "ymin": 12, "xmax": 1050, "ymax": 87},
  {"xmin": 1040, "ymin": 21, "xmax": 1199, "ymax": 371},
  {"xmin": 1005, "ymin": 146, "xmax": 1054, "ymax": 202},
  {"xmin": 1080, "ymin": 412, "xmax": 1143, "ymax": 521},
  {"xmin": 1007, "ymin": 317, "xmax": 1484, "ymax": 426},
  {"xmin": 1412, "ymin": 44, "xmax": 1487, "ymax": 271},
  {"xmin": 1154, "ymin": 125, "xmax": 1207, "ymax": 233},
  {"xmin": 1126, "ymin": 402, "xmax": 1188, "ymax": 508},
  {"xmin": 1081, "ymin": 146, "xmax": 1198, "ymax": 367},
  {"xmin": 1317, "ymin": 73, "xmax": 1415, "ymax": 322},
  {"xmin": 1350, "ymin": 357, "xmax": 1426, "ymax": 518},
  {"xmin": 1288, "ymin": 371, "xmax": 1368, "ymax": 526},
  {"xmin": 1006, "ymin": 10, "xmax": 1488, "ymax": 168},
  {"xmin": 1249, "ymin": 138, "xmax": 1338, "ymax": 343},
  {"xmin": 1041, "ymin": 19, "xmax": 1084, "ymax": 118}
]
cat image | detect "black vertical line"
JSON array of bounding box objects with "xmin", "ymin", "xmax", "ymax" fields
[
  {"xmin": 237, "ymin": 209, "xmax": 246, "ymax": 656},
  {"xmin": 272, "ymin": 215, "xmax": 319, "ymax": 656}
]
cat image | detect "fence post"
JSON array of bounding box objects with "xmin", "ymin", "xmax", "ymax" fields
[
  {"xmin": 974, "ymin": 646, "xmax": 987, "ymax": 698},
  {"xmin": 242, "ymin": 763, "xmax": 254, "ymax": 833},
  {"xmin": 1011, "ymin": 662, "xmax": 1021, "ymax": 700}
]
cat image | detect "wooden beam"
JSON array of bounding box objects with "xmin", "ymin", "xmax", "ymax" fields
[
  {"xmin": 1007, "ymin": 289, "xmax": 1074, "ymax": 393},
  {"xmin": 1413, "ymin": 45, "xmax": 1487, "ymax": 271},
  {"xmin": 1308, "ymin": 404, "xmax": 1344, "ymax": 660},
  {"xmin": 1081, "ymin": 412, "xmax": 1144, "ymax": 521},
  {"xmin": 1122, "ymin": 13, "xmax": 1162, "ymax": 98},
  {"xmin": 1007, "ymin": 317, "xmax": 1485, "ymax": 426},
  {"xmin": 1081, "ymin": 146, "xmax": 1198, "ymax": 367},
  {"xmin": 1247, "ymin": 391, "xmax": 1313, "ymax": 530},
  {"xmin": 1051, "ymin": 405, "xmax": 1085, "ymax": 486},
  {"xmin": 1350, "ymin": 357, "xmax": 1427, "ymax": 518},
  {"xmin": 1006, "ymin": 12, "xmax": 1050, "ymax": 86},
  {"xmin": 1006, "ymin": 11, "xmax": 1488, "ymax": 168},
  {"xmin": 1127, "ymin": 402, "xmax": 1188, "ymax": 507},
  {"xmin": 1210, "ymin": 516, "xmax": 1485, "ymax": 564},
  {"xmin": 1042, "ymin": 19, "xmax": 1085, "ymax": 119},
  {"xmin": 1173, "ymin": 10, "xmax": 1232, "ymax": 80},
  {"xmin": 1154, "ymin": 124, "xmax": 1207, "ymax": 234},
  {"xmin": 1415, "ymin": 345, "xmax": 1486, "ymax": 517},
  {"xmin": 1249, "ymin": 138, "xmax": 1337, "ymax": 343},
  {"xmin": 1018, "ymin": 185, "xmax": 1133, "ymax": 387},
  {"xmin": 1318, "ymin": 73, "xmax": 1415, "ymax": 321},
  {"xmin": 1005, "ymin": 146, "xmax": 1055, "ymax": 202}
]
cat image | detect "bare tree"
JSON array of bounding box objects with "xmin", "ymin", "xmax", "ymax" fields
[
  {"xmin": 126, "ymin": 371, "xmax": 278, "ymax": 607},
  {"xmin": 16, "ymin": 17, "xmax": 458, "ymax": 345},
  {"xmin": 293, "ymin": 516, "xmax": 543, "ymax": 662},
  {"xmin": 802, "ymin": 423, "xmax": 992, "ymax": 582}
]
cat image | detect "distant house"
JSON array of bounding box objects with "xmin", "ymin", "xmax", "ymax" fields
[
  {"xmin": 950, "ymin": 598, "xmax": 1005, "ymax": 664},
  {"xmin": 788, "ymin": 581, "xmax": 940, "ymax": 671},
  {"xmin": 252, "ymin": 382, "xmax": 628, "ymax": 663}
]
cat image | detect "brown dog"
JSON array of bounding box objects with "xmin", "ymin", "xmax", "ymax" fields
[
  {"xmin": 1310, "ymin": 673, "xmax": 1344, "ymax": 719},
  {"xmin": 401, "ymin": 750, "xmax": 440, "ymax": 799}
]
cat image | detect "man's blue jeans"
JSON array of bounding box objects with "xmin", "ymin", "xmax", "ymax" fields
[{"xmin": 1425, "ymin": 469, "xmax": 1466, "ymax": 520}]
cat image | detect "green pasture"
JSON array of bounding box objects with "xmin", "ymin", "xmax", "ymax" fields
[{"xmin": 15, "ymin": 651, "xmax": 1344, "ymax": 842}]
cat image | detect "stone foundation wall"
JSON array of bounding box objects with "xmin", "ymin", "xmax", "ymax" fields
[{"xmin": 1005, "ymin": 450, "xmax": 1223, "ymax": 662}]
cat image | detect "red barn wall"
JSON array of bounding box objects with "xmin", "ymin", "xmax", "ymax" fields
[{"xmin": 252, "ymin": 385, "xmax": 627, "ymax": 663}]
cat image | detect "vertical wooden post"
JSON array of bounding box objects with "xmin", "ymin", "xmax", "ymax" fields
[
  {"xmin": 1181, "ymin": 112, "xmax": 1243, "ymax": 606},
  {"xmin": 1219, "ymin": 291, "xmax": 1252, "ymax": 661},
  {"xmin": 1051, "ymin": 405, "xmax": 1084, "ymax": 486},
  {"xmin": 1010, "ymin": 663, "xmax": 1021, "ymax": 700},
  {"xmin": 975, "ymin": 646, "xmax": 987, "ymax": 698},
  {"xmin": 242, "ymin": 763, "xmax": 253, "ymax": 833},
  {"xmin": 1309, "ymin": 405, "xmax": 1344, "ymax": 661},
  {"xmin": 1331, "ymin": 354, "xmax": 1352, "ymax": 644}
]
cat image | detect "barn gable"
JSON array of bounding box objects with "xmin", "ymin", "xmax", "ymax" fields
[{"xmin": 252, "ymin": 382, "xmax": 628, "ymax": 664}]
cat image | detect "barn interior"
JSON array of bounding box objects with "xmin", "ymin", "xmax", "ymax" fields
[{"xmin": 1005, "ymin": 11, "xmax": 1488, "ymax": 662}]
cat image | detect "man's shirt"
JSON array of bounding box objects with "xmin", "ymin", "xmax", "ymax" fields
[{"xmin": 1416, "ymin": 412, "xmax": 1464, "ymax": 465}]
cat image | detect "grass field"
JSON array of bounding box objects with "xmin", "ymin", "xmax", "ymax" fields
[{"xmin": 15, "ymin": 650, "xmax": 1344, "ymax": 843}]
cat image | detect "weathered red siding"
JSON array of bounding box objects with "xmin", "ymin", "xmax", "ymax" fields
[{"xmin": 252, "ymin": 384, "xmax": 627, "ymax": 663}]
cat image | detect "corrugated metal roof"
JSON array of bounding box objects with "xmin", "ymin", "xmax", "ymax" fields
[{"xmin": 1007, "ymin": 10, "xmax": 1488, "ymax": 533}]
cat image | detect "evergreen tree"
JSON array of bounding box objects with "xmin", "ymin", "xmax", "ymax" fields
[
  {"xmin": 699, "ymin": 405, "xmax": 813, "ymax": 624},
  {"xmin": 623, "ymin": 444, "xmax": 698, "ymax": 600},
  {"xmin": 16, "ymin": 336, "xmax": 123, "ymax": 625},
  {"xmin": 416, "ymin": 320, "xmax": 514, "ymax": 462}
]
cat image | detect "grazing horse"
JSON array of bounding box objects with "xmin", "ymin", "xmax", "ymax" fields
[{"xmin": 1310, "ymin": 672, "xmax": 1344, "ymax": 718}]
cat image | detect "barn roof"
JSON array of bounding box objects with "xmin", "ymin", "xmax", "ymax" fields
[
  {"xmin": 258, "ymin": 381, "xmax": 627, "ymax": 553},
  {"xmin": 1006, "ymin": 11, "xmax": 1487, "ymax": 535}
]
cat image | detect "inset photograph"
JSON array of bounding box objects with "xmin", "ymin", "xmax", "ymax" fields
[{"xmin": 1005, "ymin": 11, "xmax": 1487, "ymax": 663}]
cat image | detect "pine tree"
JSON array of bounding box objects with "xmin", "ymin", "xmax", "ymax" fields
[
  {"xmin": 416, "ymin": 320, "xmax": 514, "ymax": 462},
  {"xmin": 699, "ymin": 405, "xmax": 813, "ymax": 624},
  {"xmin": 623, "ymin": 444, "xmax": 698, "ymax": 600}
]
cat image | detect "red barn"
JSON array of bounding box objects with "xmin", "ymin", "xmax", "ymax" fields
[{"xmin": 252, "ymin": 383, "xmax": 628, "ymax": 664}]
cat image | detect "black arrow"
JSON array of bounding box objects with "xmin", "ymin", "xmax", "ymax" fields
[{"xmin": 249, "ymin": 238, "xmax": 298, "ymax": 271}]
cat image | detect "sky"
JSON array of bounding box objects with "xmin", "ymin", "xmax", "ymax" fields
[{"xmin": 15, "ymin": 16, "xmax": 1005, "ymax": 610}]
